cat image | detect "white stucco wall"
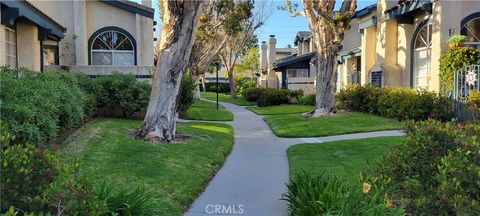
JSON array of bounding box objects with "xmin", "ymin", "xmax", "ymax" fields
[{"xmin": 16, "ymin": 20, "xmax": 41, "ymax": 71}]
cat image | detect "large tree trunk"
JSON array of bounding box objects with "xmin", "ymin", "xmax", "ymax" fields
[
  {"xmin": 311, "ymin": 46, "xmax": 338, "ymax": 117},
  {"xmin": 227, "ymin": 69, "xmax": 237, "ymax": 99},
  {"xmin": 192, "ymin": 75, "xmax": 202, "ymax": 100},
  {"xmin": 137, "ymin": 1, "xmax": 203, "ymax": 142}
]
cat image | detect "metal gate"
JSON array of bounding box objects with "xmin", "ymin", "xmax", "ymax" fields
[{"xmin": 453, "ymin": 64, "xmax": 479, "ymax": 122}]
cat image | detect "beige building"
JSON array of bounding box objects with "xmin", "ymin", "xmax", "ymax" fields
[
  {"xmin": 0, "ymin": 0, "xmax": 155, "ymax": 78},
  {"xmin": 338, "ymin": 0, "xmax": 480, "ymax": 92},
  {"xmin": 259, "ymin": 33, "xmax": 316, "ymax": 94}
]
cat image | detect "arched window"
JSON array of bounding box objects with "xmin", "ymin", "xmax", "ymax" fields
[
  {"xmin": 461, "ymin": 12, "xmax": 480, "ymax": 43},
  {"xmin": 88, "ymin": 27, "xmax": 136, "ymax": 65},
  {"xmin": 412, "ymin": 21, "xmax": 432, "ymax": 89}
]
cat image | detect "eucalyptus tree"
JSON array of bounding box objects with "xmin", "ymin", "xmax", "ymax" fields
[
  {"xmin": 137, "ymin": 1, "xmax": 203, "ymax": 142},
  {"xmin": 283, "ymin": 0, "xmax": 356, "ymax": 116},
  {"xmin": 219, "ymin": 1, "xmax": 268, "ymax": 99}
]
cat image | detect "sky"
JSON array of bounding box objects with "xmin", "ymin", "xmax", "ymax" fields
[{"xmin": 136, "ymin": 0, "xmax": 377, "ymax": 48}]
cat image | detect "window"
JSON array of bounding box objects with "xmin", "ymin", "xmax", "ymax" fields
[
  {"xmin": 286, "ymin": 68, "xmax": 309, "ymax": 78},
  {"xmin": 462, "ymin": 17, "xmax": 480, "ymax": 43},
  {"xmin": 43, "ymin": 45, "xmax": 59, "ymax": 65},
  {"xmin": 90, "ymin": 30, "xmax": 135, "ymax": 65},
  {"xmin": 4, "ymin": 28, "xmax": 16, "ymax": 68},
  {"xmin": 412, "ymin": 22, "xmax": 432, "ymax": 89},
  {"xmin": 370, "ymin": 71, "xmax": 382, "ymax": 87}
]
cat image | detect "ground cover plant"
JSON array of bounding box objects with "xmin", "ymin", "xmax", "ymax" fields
[
  {"xmin": 246, "ymin": 105, "xmax": 313, "ymax": 115},
  {"xmin": 184, "ymin": 100, "xmax": 233, "ymax": 121},
  {"xmin": 61, "ymin": 119, "xmax": 234, "ymax": 215},
  {"xmin": 200, "ymin": 92, "xmax": 256, "ymax": 106},
  {"xmin": 264, "ymin": 112, "xmax": 402, "ymax": 138}
]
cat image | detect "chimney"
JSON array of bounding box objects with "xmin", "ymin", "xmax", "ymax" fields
[
  {"xmin": 260, "ymin": 41, "xmax": 268, "ymax": 71},
  {"xmin": 267, "ymin": 35, "xmax": 276, "ymax": 68}
]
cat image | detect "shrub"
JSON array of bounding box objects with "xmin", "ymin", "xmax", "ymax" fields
[
  {"xmin": 0, "ymin": 67, "xmax": 88, "ymax": 144},
  {"xmin": 447, "ymin": 35, "xmax": 468, "ymax": 43},
  {"xmin": 468, "ymin": 90, "xmax": 480, "ymax": 118},
  {"xmin": 242, "ymin": 87, "xmax": 266, "ymax": 101},
  {"xmin": 89, "ymin": 73, "xmax": 150, "ymax": 118},
  {"xmin": 362, "ymin": 120, "xmax": 480, "ymax": 215},
  {"xmin": 283, "ymin": 172, "xmax": 403, "ymax": 216},
  {"xmin": 202, "ymin": 82, "xmax": 230, "ymax": 93},
  {"xmin": 336, "ymin": 85, "xmax": 452, "ymax": 121},
  {"xmin": 299, "ymin": 94, "xmax": 316, "ymax": 106},
  {"xmin": 177, "ymin": 73, "xmax": 195, "ymax": 115},
  {"xmin": 439, "ymin": 47, "xmax": 480, "ymax": 94},
  {"xmin": 286, "ymin": 89, "xmax": 304, "ymax": 103},
  {"xmin": 1, "ymin": 143, "xmax": 61, "ymax": 212},
  {"xmin": 236, "ymin": 77, "xmax": 257, "ymax": 94},
  {"xmin": 257, "ymin": 88, "xmax": 290, "ymax": 107},
  {"xmin": 337, "ymin": 85, "xmax": 383, "ymax": 113}
]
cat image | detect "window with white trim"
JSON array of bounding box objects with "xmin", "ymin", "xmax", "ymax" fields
[
  {"xmin": 91, "ymin": 30, "xmax": 134, "ymax": 65},
  {"xmin": 4, "ymin": 28, "xmax": 16, "ymax": 68}
]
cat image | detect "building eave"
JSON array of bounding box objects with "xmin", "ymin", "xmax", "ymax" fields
[
  {"xmin": 384, "ymin": 0, "xmax": 433, "ymax": 24},
  {"xmin": 274, "ymin": 52, "xmax": 315, "ymax": 69},
  {"xmin": 101, "ymin": 0, "xmax": 155, "ymax": 19},
  {"xmin": 1, "ymin": 0, "xmax": 66, "ymax": 39}
]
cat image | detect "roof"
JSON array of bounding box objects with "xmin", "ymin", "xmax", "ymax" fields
[
  {"xmin": 274, "ymin": 52, "xmax": 315, "ymax": 69},
  {"xmin": 1, "ymin": 0, "xmax": 66, "ymax": 39},
  {"xmin": 353, "ymin": 4, "xmax": 376, "ymax": 19},
  {"xmin": 385, "ymin": 0, "xmax": 433, "ymax": 21},
  {"xmin": 294, "ymin": 31, "xmax": 312, "ymax": 45},
  {"xmin": 101, "ymin": 0, "xmax": 155, "ymax": 19}
]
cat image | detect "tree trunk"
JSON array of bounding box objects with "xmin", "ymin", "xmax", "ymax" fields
[
  {"xmin": 192, "ymin": 75, "xmax": 202, "ymax": 100},
  {"xmin": 227, "ymin": 69, "xmax": 237, "ymax": 99},
  {"xmin": 311, "ymin": 46, "xmax": 338, "ymax": 117},
  {"xmin": 137, "ymin": 1, "xmax": 203, "ymax": 142}
]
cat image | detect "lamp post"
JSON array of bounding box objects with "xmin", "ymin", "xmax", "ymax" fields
[{"xmin": 212, "ymin": 57, "xmax": 221, "ymax": 110}]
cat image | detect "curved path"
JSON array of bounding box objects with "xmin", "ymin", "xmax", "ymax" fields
[{"xmin": 185, "ymin": 101, "xmax": 403, "ymax": 216}]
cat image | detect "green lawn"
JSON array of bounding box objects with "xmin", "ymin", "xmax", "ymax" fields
[
  {"xmin": 288, "ymin": 136, "xmax": 405, "ymax": 179},
  {"xmin": 184, "ymin": 100, "xmax": 233, "ymax": 121},
  {"xmin": 264, "ymin": 112, "xmax": 402, "ymax": 137},
  {"xmin": 247, "ymin": 105, "xmax": 314, "ymax": 115},
  {"xmin": 62, "ymin": 119, "xmax": 234, "ymax": 215},
  {"xmin": 200, "ymin": 92, "xmax": 256, "ymax": 106}
]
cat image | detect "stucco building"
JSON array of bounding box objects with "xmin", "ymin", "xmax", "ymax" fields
[
  {"xmin": 337, "ymin": 0, "xmax": 480, "ymax": 92},
  {"xmin": 0, "ymin": 0, "xmax": 155, "ymax": 78}
]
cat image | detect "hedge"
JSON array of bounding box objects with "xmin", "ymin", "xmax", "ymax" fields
[
  {"xmin": 439, "ymin": 47, "xmax": 480, "ymax": 95},
  {"xmin": 337, "ymin": 85, "xmax": 452, "ymax": 121}
]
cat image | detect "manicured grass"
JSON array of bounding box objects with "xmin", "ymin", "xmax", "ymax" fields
[
  {"xmin": 184, "ymin": 100, "xmax": 233, "ymax": 121},
  {"xmin": 246, "ymin": 105, "xmax": 314, "ymax": 115},
  {"xmin": 264, "ymin": 112, "xmax": 402, "ymax": 137},
  {"xmin": 62, "ymin": 119, "xmax": 234, "ymax": 215},
  {"xmin": 288, "ymin": 136, "xmax": 405, "ymax": 179},
  {"xmin": 200, "ymin": 92, "xmax": 256, "ymax": 106}
]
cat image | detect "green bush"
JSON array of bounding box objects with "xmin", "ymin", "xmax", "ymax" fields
[
  {"xmin": 0, "ymin": 143, "xmax": 60, "ymax": 212},
  {"xmin": 336, "ymin": 85, "xmax": 452, "ymax": 121},
  {"xmin": 236, "ymin": 77, "xmax": 257, "ymax": 94},
  {"xmin": 447, "ymin": 35, "xmax": 468, "ymax": 43},
  {"xmin": 283, "ymin": 172, "xmax": 403, "ymax": 216},
  {"xmin": 177, "ymin": 73, "xmax": 195, "ymax": 115},
  {"xmin": 337, "ymin": 85, "xmax": 383, "ymax": 114},
  {"xmin": 439, "ymin": 47, "xmax": 480, "ymax": 94},
  {"xmin": 377, "ymin": 88, "xmax": 452, "ymax": 121},
  {"xmin": 299, "ymin": 94, "xmax": 316, "ymax": 106},
  {"xmin": 362, "ymin": 120, "xmax": 480, "ymax": 215},
  {"xmin": 257, "ymin": 88, "xmax": 290, "ymax": 107},
  {"xmin": 89, "ymin": 73, "xmax": 150, "ymax": 118},
  {"xmin": 242, "ymin": 87, "xmax": 266, "ymax": 101},
  {"xmin": 202, "ymin": 82, "xmax": 230, "ymax": 93},
  {"xmin": 1, "ymin": 67, "xmax": 88, "ymax": 144}
]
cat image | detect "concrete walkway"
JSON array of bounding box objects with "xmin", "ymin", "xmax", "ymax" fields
[{"xmin": 185, "ymin": 101, "xmax": 403, "ymax": 216}]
